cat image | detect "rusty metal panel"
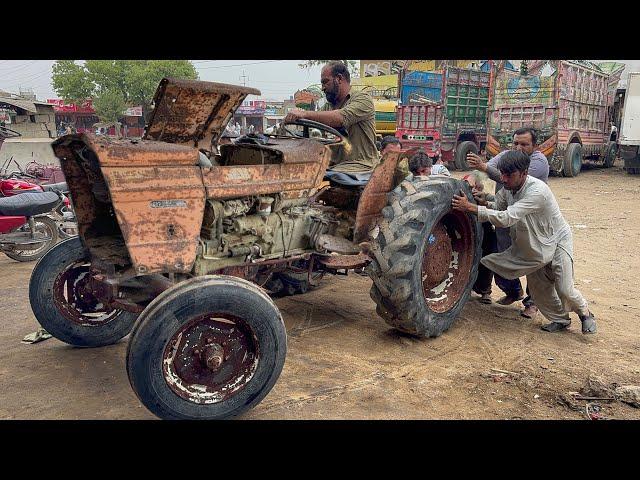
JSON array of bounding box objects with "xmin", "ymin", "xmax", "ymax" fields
[
  {"xmin": 53, "ymin": 134, "xmax": 206, "ymax": 274},
  {"xmin": 204, "ymin": 139, "xmax": 331, "ymax": 199},
  {"xmin": 353, "ymin": 151, "xmax": 402, "ymax": 243},
  {"xmin": 144, "ymin": 78, "xmax": 261, "ymax": 150},
  {"xmin": 316, "ymin": 253, "xmax": 370, "ymax": 270}
]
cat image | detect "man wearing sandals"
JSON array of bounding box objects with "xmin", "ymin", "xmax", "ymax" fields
[
  {"xmin": 467, "ymin": 127, "xmax": 548, "ymax": 319},
  {"xmin": 452, "ymin": 150, "xmax": 597, "ymax": 334}
]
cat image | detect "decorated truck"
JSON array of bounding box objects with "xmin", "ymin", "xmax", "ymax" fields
[
  {"xmin": 486, "ymin": 60, "xmax": 624, "ymax": 177},
  {"xmin": 395, "ymin": 66, "xmax": 490, "ymax": 169},
  {"xmin": 619, "ymin": 72, "xmax": 640, "ymax": 174}
]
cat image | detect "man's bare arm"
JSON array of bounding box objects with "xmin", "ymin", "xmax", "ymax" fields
[{"xmin": 283, "ymin": 108, "xmax": 344, "ymax": 128}]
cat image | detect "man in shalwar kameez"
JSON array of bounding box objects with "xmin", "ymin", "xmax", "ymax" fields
[{"xmin": 451, "ymin": 150, "xmax": 597, "ymax": 334}]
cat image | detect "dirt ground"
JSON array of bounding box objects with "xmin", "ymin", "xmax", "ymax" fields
[{"xmin": 1, "ymin": 160, "xmax": 639, "ymax": 420}]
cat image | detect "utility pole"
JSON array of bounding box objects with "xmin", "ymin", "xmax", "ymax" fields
[{"xmin": 240, "ymin": 70, "xmax": 248, "ymax": 86}]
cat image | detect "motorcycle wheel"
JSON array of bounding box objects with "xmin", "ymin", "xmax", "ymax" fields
[{"xmin": 2, "ymin": 216, "xmax": 59, "ymax": 262}]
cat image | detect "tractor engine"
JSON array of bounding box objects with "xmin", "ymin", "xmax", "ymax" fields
[{"xmin": 194, "ymin": 193, "xmax": 355, "ymax": 276}]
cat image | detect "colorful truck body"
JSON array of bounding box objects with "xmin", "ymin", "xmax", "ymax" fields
[
  {"xmin": 395, "ymin": 66, "xmax": 490, "ymax": 168},
  {"xmin": 619, "ymin": 72, "xmax": 640, "ymax": 174},
  {"xmin": 486, "ymin": 60, "xmax": 624, "ymax": 176}
]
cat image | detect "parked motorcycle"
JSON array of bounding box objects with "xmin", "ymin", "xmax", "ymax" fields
[
  {"xmin": 0, "ymin": 191, "xmax": 62, "ymax": 262},
  {"xmin": 1, "ymin": 174, "xmax": 78, "ymax": 240}
]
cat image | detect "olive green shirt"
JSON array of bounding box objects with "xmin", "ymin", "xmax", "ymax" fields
[{"xmin": 322, "ymin": 89, "xmax": 379, "ymax": 173}]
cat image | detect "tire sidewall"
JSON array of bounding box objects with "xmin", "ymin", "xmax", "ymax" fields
[
  {"xmin": 413, "ymin": 180, "xmax": 481, "ymax": 336},
  {"xmin": 29, "ymin": 236, "xmax": 137, "ymax": 347},
  {"xmin": 563, "ymin": 143, "xmax": 582, "ymax": 177},
  {"xmin": 455, "ymin": 141, "xmax": 478, "ymax": 171},
  {"xmin": 127, "ymin": 275, "xmax": 287, "ymax": 420}
]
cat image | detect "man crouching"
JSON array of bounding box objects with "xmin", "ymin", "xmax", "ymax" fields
[{"xmin": 451, "ymin": 150, "xmax": 597, "ymax": 334}]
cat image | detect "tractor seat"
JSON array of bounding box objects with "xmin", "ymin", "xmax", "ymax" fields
[
  {"xmin": 323, "ymin": 170, "xmax": 372, "ymax": 187},
  {"xmin": 0, "ymin": 191, "xmax": 60, "ymax": 217}
]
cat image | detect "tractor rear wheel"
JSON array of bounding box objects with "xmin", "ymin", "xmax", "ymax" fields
[{"xmin": 367, "ymin": 177, "xmax": 482, "ymax": 338}]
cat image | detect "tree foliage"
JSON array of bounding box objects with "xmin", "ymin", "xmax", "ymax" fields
[{"xmin": 51, "ymin": 60, "xmax": 198, "ymax": 122}]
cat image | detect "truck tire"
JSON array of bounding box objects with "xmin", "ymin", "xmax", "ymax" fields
[
  {"xmin": 563, "ymin": 143, "xmax": 582, "ymax": 177},
  {"xmin": 3, "ymin": 216, "xmax": 58, "ymax": 262},
  {"xmin": 367, "ymin": 177, "xmax": 482, "ymax": 338},
  {"xmin": 126, "ymin": 275, "xmax": 287, "ymax": 420},
  {"xmin": 603, "ymin": 141, "xmax": 617, "ymax": 168},
  {"xmin": 454, "ymin": 141, "xmax": 478, "ymax": 171},
  {"xmin": 29, "ymin": 237, "xmax": 138, "ymax": 347}
]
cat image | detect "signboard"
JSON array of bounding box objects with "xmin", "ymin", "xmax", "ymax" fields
[
  {"xmin": 47, "ymin": 99, "xmax": 95, "ymax": 113},
  {"xmin": 123, "ymin": 106, "xmax": 143, "ymax": 116},
  {"xmin": 237, "ymin": 100, "xmax": 266, "ymax": 115}
]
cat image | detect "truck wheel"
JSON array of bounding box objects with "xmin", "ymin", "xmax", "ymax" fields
[
  {"xmin": 603, "ymin": 141, "xmax": 617, "ymax": 168},
  {"xmin": 454, "ymin": 141, "xmax": 478, "ymax": 171},
  {"xmin": 126, "ymin": 275, "xmax": 287, "ymax": 420},
  {"xmin": 563, "ymin": 143, "xmax": 582, "ymax": 177},
  {"xmin": 367, "ymin": 178, "xmax": 482, "ymax": 338},
  {"xmin": 28, "ymin": 237, "xmax": 138, "ymax": 347},
  {"xmin": 3, "ymin": 216, "xmax": 58, "ymax": 262}
]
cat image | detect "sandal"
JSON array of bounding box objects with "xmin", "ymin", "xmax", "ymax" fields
[
  {"xmin": 479, "ymin": 293, "xmax": 492, "ymax": 304},
  {"xmin": 497, "ymin": 292, "xmax": 524, "ymax": 305}
]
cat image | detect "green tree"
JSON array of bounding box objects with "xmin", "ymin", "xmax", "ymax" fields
[{"xmin": 51, "ymin": 60, "xmax": 199, "ymax": 123}]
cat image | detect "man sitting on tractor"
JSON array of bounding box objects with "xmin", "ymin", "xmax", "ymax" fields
[{"xmin": 283, "ymin": 61, "xmax": 379, "ymax": 174}]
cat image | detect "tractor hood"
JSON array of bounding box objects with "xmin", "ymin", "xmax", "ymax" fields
[{"xmin": 144, "ymin": 77, "xmax": 260, "ymax": 151}]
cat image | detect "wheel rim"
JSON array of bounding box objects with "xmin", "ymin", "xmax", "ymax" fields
[
  {"xmin": 52, "ymin": 261, "xmax": 121, "ymax": 327},
  {"xmin": 573, "ymin": 147, "xmax": 581, "ymax": 173},
  {"xmin": 162, "ymin": 313, "xmax": 260, "ymax": 405},
  {"xmin": 421, "ymin": 211, "xmax": 475, "ymax": 313},
  {"xmin": 10, "ymin": 219, "xmax": 54, "ymax": 258}
]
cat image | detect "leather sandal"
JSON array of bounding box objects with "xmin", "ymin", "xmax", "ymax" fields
[
  {"xmin": 540, "ymin": 322, "xmax": 570, "ymax": 333},
  {"xmin": 520, "ymin": 305, "xmax": 539, "ymax": 319},
  {"xmin": 497, "ymin": 292, "xmax": 524, "ymax": 305},
  {"xmin": 479, "ymin": 293, "xmax": 492, "ymax": 304}
]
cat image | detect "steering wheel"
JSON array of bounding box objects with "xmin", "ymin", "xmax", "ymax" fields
[{"xmin": 268, "ymin": 119, "xmax": 345, "ymax": 145}]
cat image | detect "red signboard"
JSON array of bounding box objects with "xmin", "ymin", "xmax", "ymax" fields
[{"xmin": 47, "ymin": 99, "xmax": 95, "ymax": 113}]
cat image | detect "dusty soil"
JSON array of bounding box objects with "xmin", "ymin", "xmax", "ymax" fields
[{"xmin": 1, "ymin": 161, "xmax": 639, "ymax": 420}]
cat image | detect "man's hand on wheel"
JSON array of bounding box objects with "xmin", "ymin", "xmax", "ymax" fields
[{"xmin": 284, "ymin": 109, "xmax": 307, "ymax": 124}]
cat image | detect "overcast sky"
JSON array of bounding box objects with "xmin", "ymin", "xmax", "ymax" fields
[{"xmin": 1, "ymin": 59, "xmax": 639, "ymax": 103}]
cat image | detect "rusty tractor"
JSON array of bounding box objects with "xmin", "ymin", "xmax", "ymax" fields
[{"xmin": 28, "ymin": 78, "xmax": 482, "ymax": 420}]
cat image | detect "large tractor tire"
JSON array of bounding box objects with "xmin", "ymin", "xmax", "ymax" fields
[
  {"xmin": 454, "ymin": 141, "xmax": 478, "ymax": 171},
  {"xmin": 126, "ymin": 275, "xmax": 287, "ymax": 420},
  {"xmin": 603, "ymin": 141, "xmax": 617, "ymax": 168},
  {"xmin": 563, "ymin": 143, "xmax": 583, "ymax": 177},
  {"xmin": 29, "ymin": 237, "xmax": 138, "ymax": 347},
  {"xmin": 367, "ymin": 177, "xmax": 482, "ymax": 338}
]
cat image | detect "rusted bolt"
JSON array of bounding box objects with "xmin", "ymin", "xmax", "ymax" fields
[{"xmin": 201, "ymin": 344, "xmax": 224, "ymax": 371}]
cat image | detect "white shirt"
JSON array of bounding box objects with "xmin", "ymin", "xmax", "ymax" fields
[{"xmin": 477, "ymin": 175, "xmax": 572, "ymax": 279}]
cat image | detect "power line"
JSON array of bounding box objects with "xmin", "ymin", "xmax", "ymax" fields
[{"xmin": 195, "ymin": 60, "xmax": 283, "ymax": 70}]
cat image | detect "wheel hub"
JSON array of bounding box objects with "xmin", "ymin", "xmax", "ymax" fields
[
  {"xmin": 163, "ymin": 314, "xmax": 259, "ymax": 404},
  {"xmin": 422, "ymin": 223, "xmax": 453, "ymax": 288}
]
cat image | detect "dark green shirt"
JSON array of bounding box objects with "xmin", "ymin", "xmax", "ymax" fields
[{"xmin": 322, "ymin": 89, "xmax": 379, "ymax": 173}]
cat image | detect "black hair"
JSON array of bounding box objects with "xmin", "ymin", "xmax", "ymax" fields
[
  {"xmin": 513, "ymin": 127, "xmax": 538, "ymax": 145},
  {"xmin": 325, "ymin": 61, "xmax": 351, "ymax": 83},
  {"xmin": 497, "ymin": 150, "xmax": 530, "ymax": 174},
  {"xmin": 380, "ymin": 135, "xmax": 401, "ymax": 151},
  {"xmin": 408, "ymin": 149, "xmax": 433, "ymax": 175}
]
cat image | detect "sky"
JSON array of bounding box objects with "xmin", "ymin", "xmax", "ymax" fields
[
  {"xmin": 1, "ymin": 59, "xmax": 640, "ymax": 103},
  {"xmin": 0, "ymin": 60, "xmax": 325, "ymax": 102}
]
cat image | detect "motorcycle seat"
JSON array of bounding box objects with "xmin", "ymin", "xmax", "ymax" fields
[
  {"xmin": 41, "ymin": 182, "xmax": 68, "ymax": 193},
  {"xmin": 0, "ymin": 191, "xmax": 60, "ymax": 217}
]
